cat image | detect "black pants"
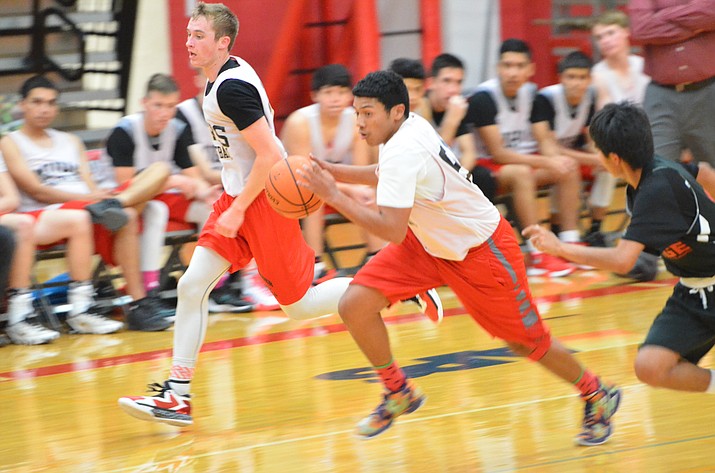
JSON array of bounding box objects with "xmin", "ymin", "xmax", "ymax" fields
[{"xmin": 0, "ymin": 225, "xmax": 15, "ymax": 296}]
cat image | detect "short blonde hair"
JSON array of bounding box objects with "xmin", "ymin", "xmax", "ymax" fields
[
  {"xmin": 192, "ymin": 2, "xmax": 239, "ymax": 50},
  {"xmin": 592, "ymin": 10, "xmax": 629, "ymax": 29}
]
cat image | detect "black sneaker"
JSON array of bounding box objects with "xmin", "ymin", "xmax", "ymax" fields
[
  {"xmin": 618, "ymin": 252, "xmax": 659, "ymax": 282},
  {"xmin": 583, "ymin": 231, "xmax": 608, "ymax": 248},
  {"xmin": 85, "ymin": 198, "xmax": 128, "ymax": 232},
  {"xmin": 208, "ymin": 286, "xmax": 254, "ymax": 313},
  {"xmin": 127, "ymin": 296, "xmax": 173, "ymax": 331}
]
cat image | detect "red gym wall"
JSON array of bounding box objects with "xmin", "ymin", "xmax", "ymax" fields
[{"xmin": 167, "ymin": 0, "xmax": 378, "ymax": 132}]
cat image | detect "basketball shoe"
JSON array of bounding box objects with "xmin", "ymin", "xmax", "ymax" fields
[
  {"xmin": 4, "ymin": 291, "xmax": 60, "ymax": 345},
  {"xmin": 575, "ymin": 383, "xmax": 622, "ymax": 446},
  {"xmin": 356, "ymin": 379, "xmax": 426, "ymax": 438},
  {"xmin": 242, "ymin": 271, "xmax": 280, "ymax": 311},
  {"xmin": 406, "ymin": 289, "xmax": 444, "ymax": 324},
  {"xmin": 84, "ymin": 198, "xmax": 129, "ymax": 232},
  {"xmin": 66, "ymin": 283, "xmax": 124, "ymax": 334},
  {"xmin": 527, "ymin": 253, "xmax": 575, "ymax": 278},
  {"xmin": 208, "ymin": 285, "xmax": 254, "ymax": 313},
  {"xmin": 118, "ymin": 381, "xmax": 192, "ymax": 426}
]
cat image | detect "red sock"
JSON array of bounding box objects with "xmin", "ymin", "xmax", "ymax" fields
[
  {"xmin": 574, "ymin": 369, "xmax": 600, "ymax": 397},
  {"xmin": 375, "ymin": 359, "xmax": 406, "ymax": 392}
]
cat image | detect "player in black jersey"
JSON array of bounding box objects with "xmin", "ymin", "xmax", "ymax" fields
[{"xmin": 525, "ymin": 102, "xmax": 715, "ymax": 397}]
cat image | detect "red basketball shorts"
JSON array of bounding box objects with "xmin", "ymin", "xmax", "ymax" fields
[
  {"xmin": 198, "ymin": 191, "xmax": 314, "ymax": 305},
  {"xmin": 353, "ymin": 217, "xmax": 552, "ymax": 360}
]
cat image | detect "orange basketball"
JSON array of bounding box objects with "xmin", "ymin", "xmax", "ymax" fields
[{"xmin": 265, "ymin": 155, "xmax": 323, "ymax": 219}]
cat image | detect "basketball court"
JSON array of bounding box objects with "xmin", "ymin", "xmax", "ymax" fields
[{"xmin": 2, "ymin": 265, "xmax": 715, "ymax": 472}]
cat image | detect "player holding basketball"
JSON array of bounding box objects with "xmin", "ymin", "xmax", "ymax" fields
[
  {"xmin": 297, "ymin": 70, "xmax": 620, "ymax": 446},
  {"xmin": 118, "ymin": 2, "xmax": 443, "ymax": 426},
  {"xmin": 525, "ymin": 102, "xmax": 715, "ymax": 404}
]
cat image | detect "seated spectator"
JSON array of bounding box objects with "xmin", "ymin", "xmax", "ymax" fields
[
  {"xmin": 531, "ymin": 51, "xmax": 616, "ymax": 247},
  {"xmin": 280, "ymin": 64, "xmax": 385, "ymax": 282},
  {"xmin": 0, "ymin": 75, "xmax": 172, "ymax": 332},
  {"xmin": 1, "ymin": 153, "xmax": 114, "ymax": 342},
  {"xmin": 416, "ymin": 53, "xmax": 498, "ymax": 202},
  {"xmin": 465, "ymin": 39, "xmax": 579, "ymax": 276},
  {"xmin": 591, "ymin": 10, "xmax": 649, "ymax": 109},
  {"xmin": 388, "ymin": 58, "xmax": 428, "ymax": 117}
]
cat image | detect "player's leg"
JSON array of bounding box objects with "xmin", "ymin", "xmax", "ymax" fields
[
  {"xmin": 459, "ymin": 219, "xmax": 618, "ymax": 446},
  {"xmin": 119, "ymin": 194, "xmax": 240, "ymax": 425},
  {"xmin": 341, "ymin": 232, "xmax": 442, "ymax": 438},
  {"xmin": 114, "ymin": 162, "xmax": 171, "ymax": 209},
  {"xmin": 634, "ymin": 288, "xmax": 715, "ymax": 392},
  {"xmin": 0, "ymin": 214, "xmax": 60, "ymax": 345}
]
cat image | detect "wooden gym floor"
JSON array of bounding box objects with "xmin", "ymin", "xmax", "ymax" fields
[{"xmin": 2, "ymin": 263, "xmax": 715, "ymax": 472}]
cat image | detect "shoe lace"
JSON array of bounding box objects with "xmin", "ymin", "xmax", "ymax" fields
[{"xmin": 146, "ymin": 382, "xmax": 169, "ymax": 396}]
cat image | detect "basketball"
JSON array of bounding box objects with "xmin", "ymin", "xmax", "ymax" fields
[{"xmin": 265, "ymin": 155, "xmax": 323, "ymax": 219}]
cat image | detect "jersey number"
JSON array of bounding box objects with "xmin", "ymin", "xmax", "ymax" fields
[{"xmin": 210, "ymin": 125, "xmax": 231, "ymax": 160}]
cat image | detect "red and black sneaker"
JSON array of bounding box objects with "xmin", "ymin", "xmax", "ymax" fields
[{"xmin": 118, "ymin": 381, "xmax": 192, "ymax": 426}]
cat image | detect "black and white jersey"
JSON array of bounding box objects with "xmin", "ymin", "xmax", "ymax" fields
[
  {"xmin": 624, "ymin": 157, "xmax": 715, "ymax": 277},
  {"xmin": 177, "ymin": 97, "xmax": 221, "ymax": 171},
  {"xmin": 465, "ymin": 78, "xmax": 538, "ymax": 157},
  {"xmin": 531, "ymin": 84, "xmax": 596, "ymax": 149},
  {"xmin": 202, "ymin": 56, "xmax": 286, "ymax": 197},
  {"xmin": 105, "ymin": 112, "xmax": 194, "ymax": 174}
]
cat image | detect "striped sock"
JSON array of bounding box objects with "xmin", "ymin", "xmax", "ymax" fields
[
  {"xmin": 574, "ymin": 369, "xmax": 600, "ymax": 397},
  {"xmin": 169, "ymin": 365, "xmax": 195, "ymax": 396},
  {"xmin": 375, "ymin": 358, "xmax": 407, "ymax": 393}
]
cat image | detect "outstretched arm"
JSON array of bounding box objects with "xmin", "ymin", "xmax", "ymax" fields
[{"xmin": 522, "ymin": 224, "xmax": 644, "ymax": 274}]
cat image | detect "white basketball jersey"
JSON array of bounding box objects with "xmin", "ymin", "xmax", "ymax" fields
[
  {"xmin": 474, "ymin": 78, "xmax": 538, "ymax": 156},
  {"xmin": 178, "ymin": 97, "xmax": 221, "ymax": 171},
  {"xmin": 8, "ymin": 129, "xmax": 90, "ymax": 211},
  {"xmin": 378, "ymin": 114, "xmax": 501, "ymax": 260},
  {"xmin": 539, "ymin": 83, "xmax": 595, "ymax": 149},
  {"xmin": 103, "ymin": 113, "xmax": 183, "ymax": 174},
  {"xmin": 202, "ymin": 56, "xmax": 286, "ymax": 197},
  {"xmin": 297, "ymin": 103, "xmax": 355, "ymax": 164},
  {"xmin": 592, "ymin": 55, "xmax": 650, "ymax": 105}
]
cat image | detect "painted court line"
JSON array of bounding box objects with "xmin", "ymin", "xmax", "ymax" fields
[
  {"xmin": 0, "ymin": 278, "xmax": 676, "ymax": 382},
  {"xmin": 98, "ymin": 382, "xmax": 713, "ymax": 473}
]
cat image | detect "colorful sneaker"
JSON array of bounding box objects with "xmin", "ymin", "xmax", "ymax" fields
[
  {"xmin": 6, "ymin": 321, "xmax": 60, "ymax": 345},
  {"xmin": 356, "ymin": 380, "xmax": 426, "ymax": 439},
  {"xmin": 406, "ymin": 289, "xmax": 444, "ymax": 324},
  {"xmin": 242, "ymin": 272, "xmax": 280, "ymax": 311},
  {"xmin": 118, "ymin": 381, "xmax": 192, "ymax": 427},
  {"xmin": 575, "ymin": 384, "xmax": 622, "ymax": 446},
  {"xmin": 208, "ymin": 286, "xmax": 254, "ymax": 313},
  {"xmin": 66, "ymin": 313, "xmax": 124, "ymax": 334},
  {"xmin": 527, "ymin": 253, "xmax": 575, "ymax": 278}
]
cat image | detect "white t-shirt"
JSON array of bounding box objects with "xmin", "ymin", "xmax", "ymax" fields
[
  {"xmin": 592, "ymin": 55, "xmax": 650, "ymax": 105},
  {"xmin": 377, "ymin": 113, "xmax": 501, "ymax": 260}
]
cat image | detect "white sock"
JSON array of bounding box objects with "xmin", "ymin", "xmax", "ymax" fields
[
  {"xmin": 68, "ymin": 282, "xmax": 95, "ymax": 317},
  {"xmin": 168, "ymin": 378, "xmax": 192, "ymax": 396},
  {"xmin": 6, "ymin": 290, "xmax": 33, "ymax": 326},
  {"xmin": 707, "ymin": 369, "xmax": 715, "ymax": 393},
  {"xmin": 558, "ymin": 230, "xmax": 581, "ymax": 243}
]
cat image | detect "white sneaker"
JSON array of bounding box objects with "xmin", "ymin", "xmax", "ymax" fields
[
  {"xmin": 66, "ymin": 313, "xmax": 124, "ymax": 334},
  {"xmin": 242, "ymin": 272, "xmax": 280, "ymax": 311},
  {"xmin": 6, "ymin": 321, "xmax": 60, "ymax": 345}
]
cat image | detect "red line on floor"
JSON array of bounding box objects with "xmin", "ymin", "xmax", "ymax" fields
[{"xmin": 0, "ymin": 278, "xmax": 676, "ymax": 381}]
